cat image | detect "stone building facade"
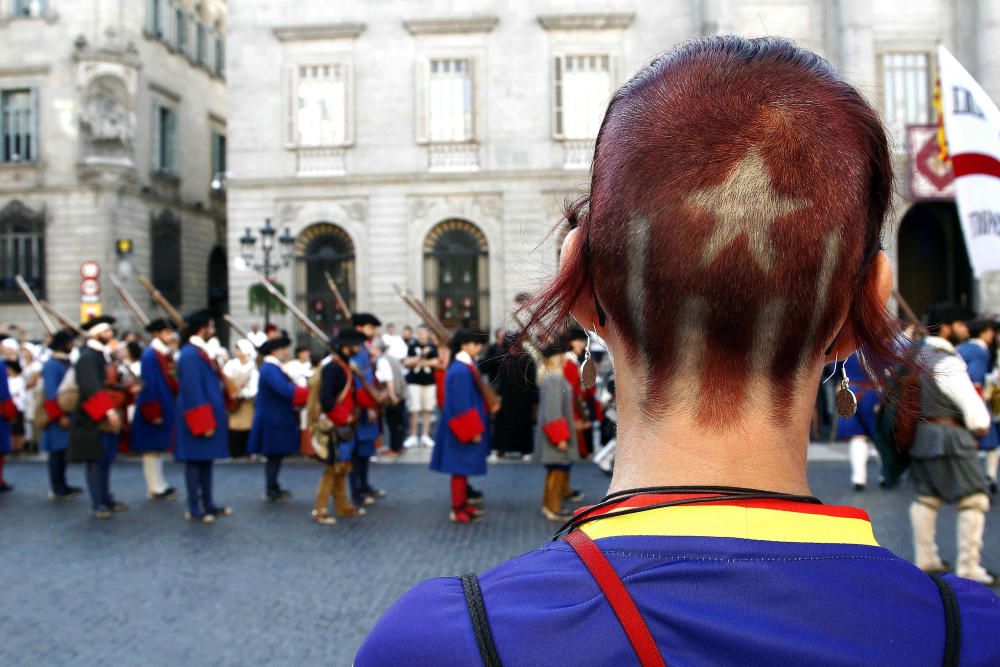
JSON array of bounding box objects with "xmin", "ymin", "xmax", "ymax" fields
[
  {"xmin": 0, "ymin": 0, "xmax": 227, "ymax": 337},
  {"xmin": 228, "ymin": 1, "xmax": 1000, "ymax": 343}
]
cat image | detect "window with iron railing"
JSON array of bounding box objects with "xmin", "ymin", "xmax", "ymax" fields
[
  {"xmin": 880, "ymin": 51, "xmax": 932, "ymax": 147},
  {"xmin": 0, "ymin": 201, "xmax": 45, "ymax": 303},
  {"xmin": 553, "ymin": 54, "xmax": 612, "ymax": 140}
]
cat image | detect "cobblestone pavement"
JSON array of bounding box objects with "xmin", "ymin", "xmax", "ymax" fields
[{"xmin": 2, "ymin": 453, "xmax": 1000, "ymax": 666}]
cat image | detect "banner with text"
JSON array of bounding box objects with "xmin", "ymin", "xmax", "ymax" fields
[{"xmin": 938, "ymin": 45, "xmax": 1000, "ymax": 277}]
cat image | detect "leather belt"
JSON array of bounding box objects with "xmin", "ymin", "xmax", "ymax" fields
[{"xmin": 928, "ymin": 417, "xmax": 962, "ymax": 427}]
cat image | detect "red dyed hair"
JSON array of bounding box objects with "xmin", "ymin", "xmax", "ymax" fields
[{"xmin": 525, "ymin": 36, "xmax": 904, "ymax": 427}]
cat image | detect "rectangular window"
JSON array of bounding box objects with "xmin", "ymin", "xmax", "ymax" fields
[
  {"xmin": 554, "ymin": 54, "xmax": 611, "ymax": 140},
  {"xmin": 0, "ymin": 212, "xmax": 45, "ymax": 303},
  {"xmin": 153, "ymin": 105, "xmax": 177, "ymax": 175},
  {"xmin": 881, "ymin": 51, "xmax": 931, "ymax": 128},
  {"xmin": 12, "ymin": 0, "xmax": 45, "ymax": 17},
  {"xmin": 296, "ymin": 64, "xmax": 348, "ymax": 147},
  {"xmin": 148, "ymin": 0, "xmax": 164, "ymax": 36},
  {"xmin": 1, "ymin": 89, "xmax": 38, "ymax": 163},
  {"xmin": 175, "ymin": 6, "xmax": 187, "ymax": 53},
  {"xmin": 214, "ymin": 36, "xmax": 225, "ymax": 77},
  {"xmin": 427, "ymin": 58, "xmax": 473, "ymax": 143},
  {"xmin": 196, "ymin": 22, "xmax": 207, "ymax": 65},
  {"xmin": 211, "ymin": 131, "xmax": 226, "ymax": 176}
]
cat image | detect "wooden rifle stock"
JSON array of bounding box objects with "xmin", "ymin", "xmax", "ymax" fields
[
  {"xmin": 137, "ymin": 274, "xmax": 186, "ymax": 328},
  {"xmin": 893, "ymin": 289, "xmax": 927, "ymax": 338},
  {"xmin": 108, "ymin": 274, "xmax": 151, "ymax": 327},
  {"xmin": 258, "ymin": 279, "xmax": 388, "ymax": 405},
  {"xmin": 324, "ymin": 272, "xmax": 353, "ymax": 320},
  {"xmin": 15, "ymin": 274, "xmax": 57, "ymax": 335},
  {"xmin": 222, "ymin": 315, "xmax": 250, "ymax": 340},
  {"xmin": 40, "ymin": 301, "xmax": 85, "ymax": 337}
]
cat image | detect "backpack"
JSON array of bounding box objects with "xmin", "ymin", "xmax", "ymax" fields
[
  {"xmin": 31, "ymin": 380, "xmax": 50, "ymax": 433},
  {"xmin": 56, "ymin": 367, "xmax": 79, "ymax": 414},
  {"xmin": 873, "ymin": 362, "xmax": 920, "ymax": 488}
]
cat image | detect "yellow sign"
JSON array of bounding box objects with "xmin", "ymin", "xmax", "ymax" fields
[{"xmin": 80, "ymin": 303, "xmax": 102, "ymax": 322}]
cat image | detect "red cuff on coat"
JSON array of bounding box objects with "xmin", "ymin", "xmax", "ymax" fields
[
  {"xmin": 0, "ymin": 398, "xmax": 16, "ymax": 421},
  {"xmin": 448, "ymin": 407, "xmax": 485, "ymax": 443},
  {"xmin": 356, "ymin": 388, "xmax": 378, "ymax": 410},
  {"xmin": 184, "ymin": 404, "xmax": 216, "ymax": 437},
  {"xmin": 43, "ymin": 399, "xmax": 64, "ymax": 421},
  {"xmin": 82, "ymin": 391, "xmax": 115, "ymax": 422},
  {"xmin": 328, "ymin": 401, "xmax": 353, "ymax": 426},
  {"xmin": 139, "ymin": 401, "xmax": 162, "ymax": 423},
  {"xmin": 542, "ymin": 418, "xmax": 571, "ymax": 445},
  {"xmin": 292, "ymin": 386, "xmax": 309, "ymax": 408}
]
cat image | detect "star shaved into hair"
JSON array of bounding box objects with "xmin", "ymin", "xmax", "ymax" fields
[{"xmin": 687, "ymin": 148, "xmax": 812, "ymax": 274}]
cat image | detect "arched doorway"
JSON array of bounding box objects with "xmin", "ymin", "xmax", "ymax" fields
[
  {"xmin": 424, "ymin": 220, "xmax": 489, "ymax": 330},
  {"xmin": 897, "ymin": 201, "xmax": 973, "ymax": 319},
  {"xmin": 207, "ymin": 246, "xmax": 229, "ymax": 345},
  {"xmin": 295, "ymin": 223, "xmax": 355, "ymax": 347}
]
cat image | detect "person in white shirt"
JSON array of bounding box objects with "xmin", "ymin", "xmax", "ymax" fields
[
  {"xmin": 909, "ymin": 303, "xmax": 995, "ymax": 585},
  {"xmin": 371, "ymin": 338, "xmax": 406, "ymax": 457},
  {"xmin": 381, "ymin": 323, "xmax": 410, "ymax": 360},
  {"xmin": 223, "ymin": 340, "xmax": 258, "ymax": 458}
]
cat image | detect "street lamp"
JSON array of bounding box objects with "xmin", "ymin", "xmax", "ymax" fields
[{"xmin": 240, "ymin": 217, "xmax": 296, "ymax": 326}]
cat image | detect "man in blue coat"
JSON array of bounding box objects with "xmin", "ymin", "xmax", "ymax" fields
[
  {"xmin": 39, "ymin": 329, "xmax": 82, "ymax": 500},
  {"xmin": 0, "ymin": 346, "xmax": 16, "ymax": 493},
  {"xmin": 175, "ymin": 310, "xmax": 232, "ymax": 523},
  {"xmin": 958, "ymin": 318, "xmax": 1000, "ymax": 492},
  {"xmin": 349, "ymin": 313, "xmax": 386, "ymax": 507},
  {"xmin": 248, "ymin": 335, "xmax": 308, "ymax": 502},
  {"xmin": 430, "ymin": 329, "xmax": 490, "ymax": 524},
  {"xmin": 131, "ymin": 318, "xmax": 179, "ymax": 501}
]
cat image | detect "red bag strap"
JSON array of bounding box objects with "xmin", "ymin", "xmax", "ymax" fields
[{"xmin": 565, "ymin": 530, "xmax": 667, "ymax": 667}]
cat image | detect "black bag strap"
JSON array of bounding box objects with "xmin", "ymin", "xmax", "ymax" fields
[
  {"xmin": 460, "ymin": 573, "xmax": 502, "ymax": 667},
  {"xmin": 930, "ymin": 574, "xmax": 961, "ymax": 667}
]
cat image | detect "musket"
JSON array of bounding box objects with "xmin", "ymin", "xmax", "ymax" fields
[
  {"xmin": 893, "ymin": 289, "xmax": 927, "ymax": 337},
  {"xmin": 136, "ymin": 274, "xmax": 186, "ymax": 328},
  {"xmin": 14, "ymin": 274, "xmax": 57, "ymax": 335},
  {"xmin": 258, "ymin": 279, "xmax": 388, "ymax": 405},
  {"xmin": 223, "ymin": 315, "xmax": 250, "ymax": 340},
  {"xmin": 40, "ymin": 301, "xmax": 86, "ymax": 337},
  {"xmin": 324, "ymin": 272, "xmax": 352, "ymax": 320},
  {"xmin": 392, "ymin": 284, "xmax": 500, "ymax": 414},
  {"xmin": 108, "ymin": 274, "xmax": 151, "ymax": 327}
]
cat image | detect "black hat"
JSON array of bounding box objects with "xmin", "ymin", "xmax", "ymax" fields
[
  {"xmin": 257, "ymin": 335, "xmax": 292, "ymax": 357},
  {"xmin": 924, "ymin": 303, "xmax": 974, "ymax": 330},
  {"xmin": 81, "ymin": 315, "xmax": 115, "ymax": 331},
  {"xmin": 49, "ymin": 329, "xmax": 76, "ymax": 351},
  {"xmin": 352, "ymin": 312, "xmax": 382, "ymax": 327},
  {"xmin": 185, "ymin": 309, "xmax": 213, "ymax": 331},
  {"xmin": 145, "ymin": 318, "xmax": 175, "ymax": 334},
  {"xmin": 452, "ymin": 328, "xmax": 488, "ymax": 347},
  {"xmin": 541, "ymin": 340, "xmax": 566, "ymax": 358},
  {"xmin": 565, "ymin": 326, "xmax": 589, "ymax": 342},
  {"xmin": 969, "ymin": 318, "xmax": 997, "ymax": 338},
  {"xmin": 331, "ymin": 328, "xmax": 367, "ymax": 349}
]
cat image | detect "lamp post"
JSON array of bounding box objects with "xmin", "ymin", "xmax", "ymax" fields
[{"xmin": 240, "ymin": 218, "xmax": 296, "ymax": 327}]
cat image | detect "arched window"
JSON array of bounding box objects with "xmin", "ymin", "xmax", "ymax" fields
[
  {"xmin": 150, "ymin": 209, "xmax": 182, "ymax": 306},
  {"xmin": 0, "ymin": 200, "xmax": 44, "ymax": 302},
  {"xmin": 424, "ymin": 220, "xmax": 488, "ymax": 330},
  {"xmin": 295, "ymin": 223, "xmax": 355, "ymax": 340}
]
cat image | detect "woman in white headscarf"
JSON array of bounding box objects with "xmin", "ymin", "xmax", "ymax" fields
[{"xmin": 223, "ymin": 339, "xmax": 258, "ymax": 458}]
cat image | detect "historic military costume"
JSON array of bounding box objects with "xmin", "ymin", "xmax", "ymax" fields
[
  {"xmin": 0, "ymin": 354, "xmax": 15, "ymax": 493},
  {"xmin": 430, "ymin": 329, "xmax": 490, "ymax": 524},
  {"xmin": 311, "ymin": 328, "xmax": 368, "ymax": 524},
  {"xmin": 39, "ymin": 330, "xmax": 80, "ymax": 500},
  {"xmin": 349, "ymin": 313, "xmax": 384, "ymax": 506},
  {"xmin": 131, "ymin": 319, "xmax": 178, "ymax": 500},
  {"xmin": 487, "ymin": 331, "xmax": 539, "ymax": 456},
  {"xmin": 247, "ymin": 336, "xmax": 309, "ymax": 502},
  {"xmin": 536, "ymin": 343, "xmax": 580, "ymax": 521},
  {"xmin": 175, "ymin": 310, "xmax": 231, "ymax": 523},
  {"xmin": 834, "ymin": 353, "xmax": 881, "ymax": 490},
  {"xmin": 67, "ymin": 316, "xmax": 126, "ymax": 518}
]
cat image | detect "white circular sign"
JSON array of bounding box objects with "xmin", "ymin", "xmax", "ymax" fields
[
  {"xmin": 80, "ymin": 261, "xmax": 100, "ymax": 279},
  {"xmin": 80, "ymin": 278, "xmax": 101, "ymax": 296}
]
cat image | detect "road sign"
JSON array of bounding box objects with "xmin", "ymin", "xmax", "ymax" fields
[
  {"xmin": 80, "ymin": 303, "xmax": 102, "ymax": 322},
  {"xmin": 80, "ymin": 278, "xmax": 101, "ymax": 297},
  {"xmin": 80, "ymin": 261, "xmax": 100, "ymax": 279}
]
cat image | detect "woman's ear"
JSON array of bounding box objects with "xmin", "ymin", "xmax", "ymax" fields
[
  {"xmin": 825, "ymin": 250, "xmax": 893, "ymax": 361},
  {"xmin": 561, "ymin": 228, "xmax": 604, "ymax": 336}
]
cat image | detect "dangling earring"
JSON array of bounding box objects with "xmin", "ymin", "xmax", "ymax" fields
[
  {"xmin": 823, "ymin": 352, "xmax": 857, "ymax": 418},
  {"xmin": 581, "ymin": 327, "xmax": 597, "ymax": 389}
]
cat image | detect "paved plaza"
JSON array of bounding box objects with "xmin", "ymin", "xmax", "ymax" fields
[{"xmin": 3, "ymin": 453, "xmax": 1000, "ymax": 666}]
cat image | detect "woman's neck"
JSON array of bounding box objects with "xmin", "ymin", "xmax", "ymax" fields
[{"xmin": 608, "ymin": 362, "xmax": 819, "ymax": 497}]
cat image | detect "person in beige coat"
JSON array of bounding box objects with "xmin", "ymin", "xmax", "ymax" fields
[{"xmin": 223, "ymin": 339, "xmax": 258, "ymax": 458}]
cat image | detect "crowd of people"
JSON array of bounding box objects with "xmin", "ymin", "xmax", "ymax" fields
[{"xmin": 0, "ymin": 302, "xmax": 609, "ymax": 526}]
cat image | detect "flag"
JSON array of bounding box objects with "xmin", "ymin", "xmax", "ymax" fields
[
  {"xmin": 933, "ymin": 74, "xmax": 949, "ymax": 162},
  {"xmin": 937, "ymin": 45, "xmax": 1000, "ymax": 277}
]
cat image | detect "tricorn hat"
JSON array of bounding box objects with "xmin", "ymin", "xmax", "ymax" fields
[
  {"xmin": 352, "ymin": 312, "xmax": 382, "ymax": 327},
  {"xmin": 257, "ymin": 335, "xmax": 292, "ymax": 357},
  {"xmin": 145, "ymin": 318, "xmax": 175, "ymax": 334}
]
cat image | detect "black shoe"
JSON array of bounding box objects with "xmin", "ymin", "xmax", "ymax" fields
[
  {"xmin": 852, "ymin": 483, "xmax": 865, "ymax": 492},
  {"xmin": 150, "ymin": 487, "xmax": 178, "ymax": 501},
  {"xmin": 990, "ymin": 480, "xmax": 998, "ymax": 495},
  {"xmin": 0, "ymin": 482, "xmax": 13, "ymax": 493},
  {"xmin": 110, "ymin": 501, "xmax": 128, "ymax": 512},
  {"xmin": 93, "ymin": 507, "xmax": 112, "ymax": 520},
  {"xmin": 66, "ymin": 486, "xmax": 84, "ymax": 496},
  {"xmin": 185, "ymin": 511, "xmax": 216, "ymax": 524},
  {"xmin": 48, "ymin": 490, "xmax": 77, "ymax": 502},
  {"xmin": 565, "ymin": 489, "xmax": 585, "ymax": 503},
  {"xmin": 264, "ymin": 489, "xmax": 292, "ymax": 503},
  {"xmin": 206, "ymin": 505, "xmax": 234, "ymax": 517},
  {"xmin": 363, "ymin": 487, "xmax": 387, "ymax": 499}
]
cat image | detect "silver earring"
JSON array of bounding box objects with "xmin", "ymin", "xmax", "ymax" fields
[
  {"xmin": 581, "ymin": 328, "xmax": 597, "ymax": 389},
  {"xmin": 833, "ymin": 357, "xmax": 857, "ymax": 418}
]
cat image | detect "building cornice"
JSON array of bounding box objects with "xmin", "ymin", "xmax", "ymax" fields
[
  {"xmin": 0, "ymin": 64, "xmax": 50, "ymax": 77},
  {"xmin": 537, "ymin": 13, "xmax": 635, "ymax": 31},
  {"xmin": 403, "ymin": 16, "xmax": 499, "ymax": 35},
  {"xmin": 149, "ymin": 81, "xmax": 181, "ymax": 103},
  {"xmin": 273, "ymin": 23, "xmax": 366, "ymax": 41},
  {"xmin": 227, "ymin": 168, "xmax": 590, "ymax": 190}
]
